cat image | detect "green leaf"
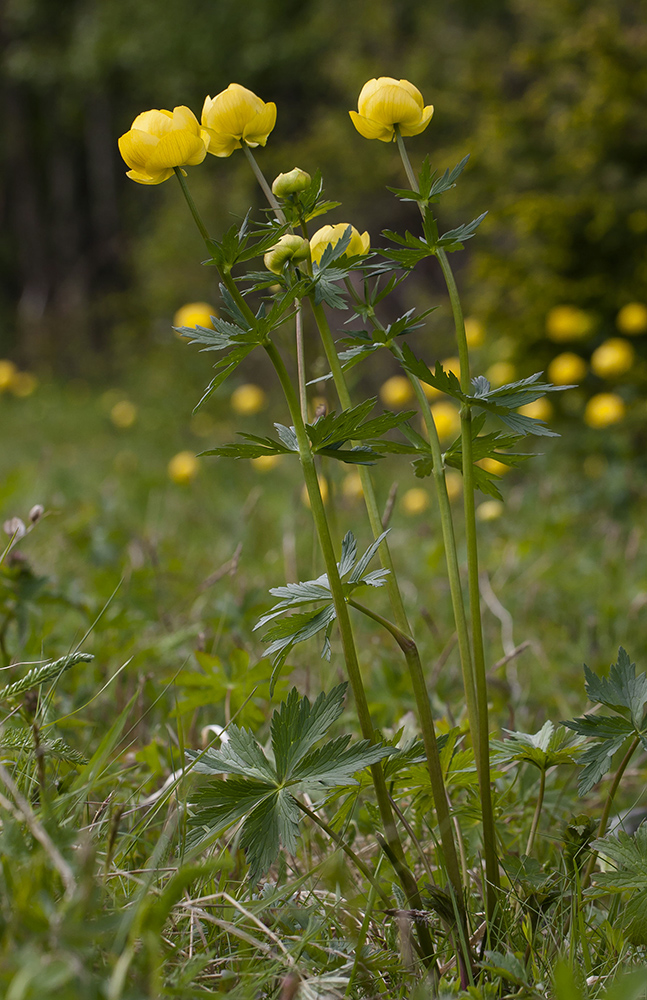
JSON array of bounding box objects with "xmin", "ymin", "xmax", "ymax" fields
[
  {"xmin": 480, "ymin": 950, "xmax": 531, "ymax": 988},
  {"xmin": 270, "ymin": 685, "xmax": 347, "ymax": 781},
  {"xmin": 0, "ymin": 652, "xmax": 93, "ymax": 702},
  {"xmin": 562, "ymin": 716, "xmax": 634, "ymax": 795},
  {"xmin": 0, "ymin": 729, "xmax": 88, "ymax": 765},
  {"xmin": 501, "ymin": 854, "xmax": 551, "ymax": 891},
  {"xmin": 593, "ymin": 825, "xmax": 647, "ymax": 944},
  {"xmin": 490, "ymin": 721, "xmax": 584, "ymax": 771},
  {"xmin": 436, "ymin": 211, "xmax": 488, "ymax": 252},
  {"xmin": 583, "ymin": 648, "xmax": 647, "ymax": 726},
  {"xmin": 187, "ymin": 724, "xmax": 276, "ymax": 782}
]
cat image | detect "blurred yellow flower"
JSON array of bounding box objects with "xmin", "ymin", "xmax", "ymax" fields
[
  {"xmin": 168, "ymin": 451, "xmax": 199, "ymax": 484},
  {"xmin": 379, "ymin": 375, "xmax": 413, "ymax": 408},
  {"xmin": 478, "ymin": 457, "xmax": 510, "ymax": 476},
  {"xmin": 548, "ymin": 352, "xmax": 587, "ymax": 385},
  {"xmin": 110, "ymin": 400, "xmax": 137, "ymax": 429},
  {"xmin": 423, "ymin": 356, "xmax": 460, "ymax": 399},
  {"xmin": 0, "ymin": 360, "xmax": 17, "ymax": 391},
  {"xmin": 431, "ymin": 400, "xmax": 461, "ymax": 441},
  {"xmin": 464, "ymin": 316, "xmax": 485, "ymax": 348},
  {"xmin": 445, "ymin": 469, "xmax": 463, "ymax": 501},
  {"xmin": 517, "ymin": 397, "xmax": 553, "ymax": 421},
  {"xmin": 546, "ymin": 305, "xmax": 593, "ymax": 342},
  {"xmin": 402, "ymin": 487, "xmax": 429, "ymax": 515},
  {"xmin": 10, "ymin": 372, "xmax": 38, "ymax": 398},
  {"xmin": 349, "ymin": 78, "xmax": 434, "ymax": 142},
  {"xmin": 584, "ymin": 392, "xmax": 625, "ymax": 428},
  {"xmin": 201, "ymin": 84, "xmax": 276, "ymax": 157},
  {"xmin": 309, "ymin": 224, "xmax": 370, "ymax": 267},
  {"xmin": 301, "ymin": 476, "xmax": 329, "ymax": 507},
  {"xmin": 591, "ymin": 338, "xmax": 635, "ymax": 378},
  {"xmin": 118, "ymin": 107, "xmax": 207, "ymax": 185},
  {"xmin": 272, "ymin": 168, "xmax": 311, "ymax": 198},
  {"xmin": 264, "ymin": 234, "xmax": 310, "ymax": 274},
  {"xmin": 231, "ymin": 384, "xmax": 266, "ymax": 415},
  {"xmin": 341, "ymin": 472, "xmax": 364, "ymax": 500},
  {"xmin": 251, "ymin": 454, "xmax": 282, "ymax": 472},
  {"xmin": 486, "ymin": 361, "xmax": 515, "ymax": 388},
  {"xmin": 476, "ymin": 500, "xmax": 504, "ymax": 522},
  {"xmin": 173, "ymin": 302, "xmax": 216, "ymax": 331},
  {"xmin": 616, "ymin": 302, "xmax": 647, "ymax": 335}
]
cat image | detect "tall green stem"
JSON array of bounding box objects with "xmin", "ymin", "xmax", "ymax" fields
[
  {"xmin": 525, "ymin": 768, "xmax": 546, "ymax": 857},
  {"xmin": 242, "ymin": 145, "xmax": 286, "ymax": 224},
  {"xmin": 174, "ymin": 168, "xmax": 211, "ymax": 246},
  {"xmin": 582, "ymin": 734, "xmax": 641, "ymax": 887}
]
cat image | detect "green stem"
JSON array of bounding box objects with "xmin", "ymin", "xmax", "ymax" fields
[
  {"xmin": 525, "ymin": 768, "xmax": 546, "ymax": 857},
  {"xmin": 174, "ymin": 168, "xmax": 212, "ymax": 248},
  {"xmin": 583, "ymin": 734, "xmax": 641, "ymax": 887},
  {"xmin": 242, "ymin": 144, "xmax": 287, "ymax": 224}
]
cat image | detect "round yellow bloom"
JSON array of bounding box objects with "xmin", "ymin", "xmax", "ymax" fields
[
  {"xmin": 168, "ymin": 451, "xmax": 199, "ymax": 484},
  {"xmin": 272, "ymin": 168, "xmax": 311, "ymax": 198},
  {"xmin": 464, "ymin": 316, "xmax": 485, "ymax": 348},
  {"xmin": 546, "ymin": 305, "xmax": 594, "ymax": 342},
  {"xmin": 379, "ymin": 375, "xmax": 413, "ymax": 408},
  {"xmin": 616, "ymin": 302, "xmax": 647, "ymax": 335},
  {"xmin": 548, "ymin": 352, "xmax": 587, "ymax": 385},
  {"xmin": 110, "ymin": 400, "xmax": 137, "ymax": 429},
  {"xmin": 342, "ymin": 472, "xmax": 364, "ymax": 500},
  {"xmin": 10, "ymin": 372, "xmax": 37, "ymax": 397},
  {"xmin": 201, "ymin": 84, "xmax": 276, "ymax": 158},
  {"xmin": 173, "ymin": 302, "xmax": 216, "ymax": 331},
  {"xmin": 0, "ymin": 360, "xmax": 17, "ymax": 391},
  {"xmin": 517, "ymin": 397, "xmax": 553, "ymax": 421},
  {"xmin": 402, "ymin": 487, "xmax": 429, "ymax": 515},
  {"xmin": 264, "ymin": 234, "xmax": 310, "ymax": 274},
  {"xmin": 476, "ymin": 500, "xmax": 504, "ymax": 522},
  {"xmin": 349, "ymin": 78, "xmax": 434, "ymax": 142},
  {"xmin": 231, "ymin": 383, "xmax": 266, "ymax": 415},
  {"xmin": 251, "ymin": 454, "xmax": 282, "ymax": 472},
  {"xmin": 584, "ymin": 392, "xmax": 625, "ymax": 428},
  {"xmin": 431, "ymin": 400, "xmax": 460, "ymax": 441},
  {"xmin": 591, "ymin": 338, "xmax": 635, "ymax": 378},
  {"xmin": 486, "ymin": 361, "xmax": 515, "ymax": 388},
  {"xmin": 309, "ymin": 224, "xmax": 370, "ymax": 267},
  {"xmin": 478, "ymin": 457, "xmax": 510, "ymax": 476},
  {"xmin": 118, "ymin": 106, "xmax": 207, "ymax": 185}
]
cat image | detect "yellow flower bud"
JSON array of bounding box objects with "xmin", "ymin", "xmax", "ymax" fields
[
  {"xmin": 349, "ymin": 78, "xmax": 434, "ymax": 143},
  {"xmin": 309, "ymin": 224, "xmax": 370, "ymax": 267},
  {"xmin": 271, "ymin": 167, "xmax": 311, "ymax": 198},
  {"xmin": 548, "ymin": 352, "xmax": 587, "ymax": 385},
  {"xmin": 591, "ymin": 338, "xmax": 635, "ymax": 378},
  {"xmin": 379, "ymin": 375, "xmax": 413, "ymax": 408},
  {"xmin": 517, "ymin": 397, "xmax": 553, "ymax": 421},
  {"xmin": 486, "ymin": 361, "xmax": 515, "ymax": 388},
  {"xmin": 476, "ymin": 500, "xmax": 504, "ymax": 522},
  {"xmin": 584, "ymin": 392, "xmax": 625, "ymax": 428},
  {"xmin": 201, "ymin": 84, "xmax": 276, "ymax": 158},
  {"xmin": 617, "ymin": 302, "xmax": 647, "ymax": 335},
  {"xmin": 464, "ymin": 316, "xmax": 485, "ymax": 348},
  {"xmin": 401, "ymin": 487, "xmax": 429, "ymax": 515},
  {"xmin": 545, "ymin": 305, "xmax": 594, "ymax": 342},
  {"xmin": 431, "ymin": 400, "xmax": 460, "ymax": 441},
  {"xmin": 168, "ymin": 451, "xmax": 199, "ymax": 484},
  {"xmin": 118, "ymin": 106, "xmax": 207, "ymax": 185},
  {"xmin": 230, "ymin": 383, "xmax": 266, "ymax": 415},
  {"xmin": 263, "ymin": 234, "xmax": 310, "ymax": 274},
  {"xmin": 0, "ymin": 360, "xmax": 18, "ymax": 391},
  {"xmin": 173, "ymin": 302, "xmax": 216, "ymax": 331},
  {"xmin": 110, "ymin": 400, "xmax": 137, "ymax": 429}
]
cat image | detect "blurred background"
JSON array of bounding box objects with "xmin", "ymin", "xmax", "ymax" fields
[{"xmin": 0, "ymin": 0, "xmax": 646, "ymax": 720}]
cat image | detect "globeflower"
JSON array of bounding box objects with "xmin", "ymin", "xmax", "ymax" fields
[
  {"xmin": 309, "ymin": 224, "xmax": 370, "ymax": 267},
  {"xmin": 617, "ymin": 302, "xmax": 647, "ymax": 335},
  {"xmin": 264, "ymin": 234, "xmax": 310, "ymax": 274},
  {"xmin": 584, "ymin": 393, "xmax": 625, "ymax": 428},
  {"xmin": 545, "ymin": 305, "xmax": 593, "ymax": 342},
  {"xmin": 272, "ymin": 168, "xmax": 311, "ymax": 198},
  {"xmin": 591, "ymin": 338, "xmax": 635, "ymax": 378},
  {"xmin": 118, "ymin": 107, "xmax": 207, "ymax": 185},
  {"xmin": 201, "ymin": 84, "xmax": 276, "ymax": 157},
  {"xmin": 349, "ymin": 77, "xmax": 434, "ymax": 142}
]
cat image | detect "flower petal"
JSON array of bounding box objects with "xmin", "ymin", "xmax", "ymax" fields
[
  {"xmin": 171, "ymin": 105, "xmax": 202, "ymax": 135},
  {"xmin": 349, "ymin": 110, "xmax": 393, "ymax": 141},
  {"xmin": 202, "ymin": 127, "xmax": 241, "ymax": 157},
  {"xmin": 242, "ymin": 102, "xmax": 277, "ymax": 146},
  {"xmin": 130, "ymin": 109, "xmax": 174, "ymax": 137},
  {"xmin": 400, "ymin": 104, "xmax": 434, "ymax": 136},
  {"xmin": 362, "ymin": 82, "xmax": 420, "ymax": 126},
  {"xmin": 126, "ymin": 167, "xmax": 174, "ymax": 185},
  {"xmin": 118, "ymin": 129, "xmax": 159, "ymax": 170},
  {"xmin": 147, "ymin": 130, "xmax": 206, "ymax": 171}
]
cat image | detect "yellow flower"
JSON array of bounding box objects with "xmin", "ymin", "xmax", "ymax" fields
[
  {"xmin": 517, "ymin": 397, "xmax": 553, "ymax": 421},
  {"xmin": 591, "ymin": 338, "xmax": 635, "ymax": 378},
  {"xmin": 445, "ymin": 469, "xmax": 463, "ymax": 501},
  {"xmin": 545, "ymin": 305, "xmax": 594, "ymax": 342},
  {"xmin": 431, "ymin": 400, "xmax": 460, "ymax": 441},
  {"xmin": 309, "ymin": 224, "xmax": 370, "ymax": 267},
  {"xmin": 168, "ymin": 451, "xmax": 199, "ymax": 484},
  {"xmin": 10, "ymin": 372, "xmax": 37, "ymax": 398},
  {"xmin": 548, "ymin": 352, "xmax": 587, "ymax": 385},
  {"xmin": 349, "ymin": 77, "xmax": 434, "ymax": 142},
  {"xmin": 617, "ymin": 302, "xmax": 647, "ymax": 335},
  {"xmin": 584, "ymin": 392, "xmax": 625, "ymax": 428},
  {"xmin": 201, "ymin": 84, "xmax": 276, "ymax": 157},
  {"xmin": 173, "ymin": 302, "xmax": 216, "ymax": 331},
  {"xmin": 251, "ymin": 454, "xmax": 282, "ymax": 472},
  {"xmin": 110, "ymin": 400, "xmax": 137, "ymax": 429},
  {"xmin": 486, "ymin": 361, "xmax": 515, "ymax": 388},
  {"xmin": 272, "ymin": 168, "xmax": 311, "ymax": 198},
  {"xmin": 0, "ymin": 360, "xmax": 17, "ymax": 391},
  {"xmin": 379, "ymin": 375, "xmax": 413, "ymax": 408},
  {"xmin": 231, "ymin": 384, "xmax": 266, "ymax": 415},
  {"xmin": 402, "ymin": 487, "xmax": 429, "ymax": 515},
  {"xmin": 342, "ymin": 472, "xmax": 364, "ymax": 500},
  {"xmin": 476, "ymin": 500, "xmax": 504, "ymax": 522},
  {"xmin": 264, "ymin": 234, "xmax": 310, "ymax": 274},
  {"xmin": 478, "ymin": 457, "xmax": 510, "ymax": 476},
  {"xmin": 118, "ymin": 106, "xmax": 207, "ymax": 185},
  {"xmin": 464, "ymin": 316, "xmax": 485, "ymax": 348}
]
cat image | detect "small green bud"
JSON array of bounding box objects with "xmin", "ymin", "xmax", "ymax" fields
[
  {"xmin": 271, "ymin": 167, "xmax": 311, "ymax": 198},
  {"xmin": 264, "ymin": 234, "xmax": 310, "ymax": 275}
]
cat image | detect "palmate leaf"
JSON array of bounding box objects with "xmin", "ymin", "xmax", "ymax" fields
[
  {"xmin": 563, "ymin": 715, "xmax": 634, "ymax": 795},
  {"xmin": 583, "ymin": 647, "xmax": 647, "ymax": 726},
  {"xmin": 592, "ymin": 825, "xmax": 647, "ymax": 944},
  {"xmin": 187, "ymin": 684, "xmax": 393, "ymax": 880},
  {"xmin": 305, "ymin": 399, "xmax": 415, "ymax": 464},
  {"xmin": 491, "ymin": 721, "xmax": 584, "ymax": 771}
]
